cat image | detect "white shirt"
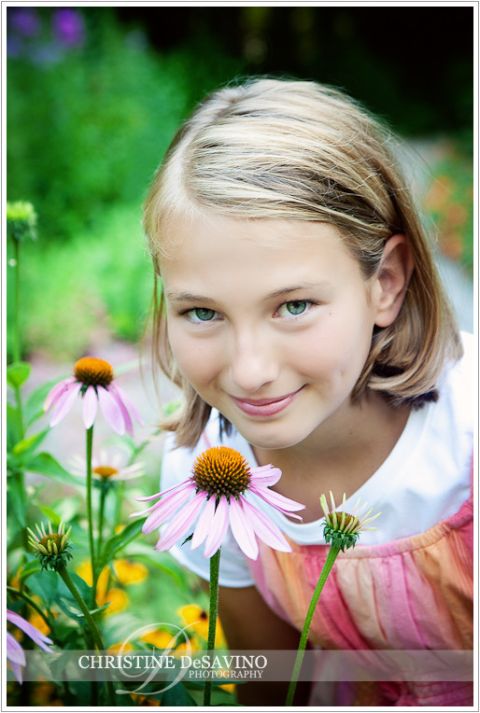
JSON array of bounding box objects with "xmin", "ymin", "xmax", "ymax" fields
[{"xmin": 160, "ymin": 332, "xmax": 474, "ymax": 587}]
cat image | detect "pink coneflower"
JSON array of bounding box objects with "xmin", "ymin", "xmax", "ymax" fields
[
  {"xmin": 44, "ymin": 357, "xmax": 142, "ymax": 435},
  {"xmin": 134, "ymin": 446, "xmax": 304, "ymax": 559},
  {"xmin": 6, "ymin": 609, "xmax": 54, "ymax": 684},
  {"xmin": 70, "ymin": 447, "xmax": 145, "ymax": 483}
]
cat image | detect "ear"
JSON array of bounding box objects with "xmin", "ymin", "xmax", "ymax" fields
[{"xmin": 372, "ymin": 234, "xmax": 414, "ymax": 328}]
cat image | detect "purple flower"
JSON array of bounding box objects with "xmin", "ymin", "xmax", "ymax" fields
[
  {"xmin": 44, "ymin": 356, "xmax": 142, "ymax": 436},
  {"xmin": 6, "ymin": 609, "xmax": 54, "ymax": 684},
  {"xmin": 134, "ymin": 446, "xmax": 305, "ymax": 559},
  {"xmin": 53, "ymin": 9, "xmax": 85, "ymax": 47},
  {"xmin": 10, "ymin": 8, "xmax": 40, "ymax": 37}
]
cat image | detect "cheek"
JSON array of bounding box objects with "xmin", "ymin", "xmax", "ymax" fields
[
  {"xmin": 166, "ymin": 322, "xmax": 222, "ymax": 386},
  {"xmin": 288, "ymin": 309, "xmax": 373, "ymax": 383}
]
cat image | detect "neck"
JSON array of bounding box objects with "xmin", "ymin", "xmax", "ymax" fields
[{"xmin": 253, "ymin": 392, "xmax": 411, "ymax": 500}]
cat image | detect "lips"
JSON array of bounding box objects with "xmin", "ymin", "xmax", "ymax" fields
[{"xmin": 231, "ymin": 387, "xmax": 304, "ymax": 417}]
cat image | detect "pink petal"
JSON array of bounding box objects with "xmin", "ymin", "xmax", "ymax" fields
[
  {"xmin": 191, "ymin": 496, "xmax": 217, "ymax": 550},
  {"xmin": 136, "ymin": 478, "xmax": 194, "ymax": 503},
  {"xmin": 10, "ymin": 661, "xmax": 23, "ymax": 684},
  {"xmin": 241, "ymin": 499, "xmax": 291, "ymax": 552},
  {"xmin": 44, "ymin": 377, "xmax": 76, "ymax": 411},
  {"xmin": 203, "ymin": 497, "xmax": 230, "ymax": 558},
  {"xmin": 97, "ymin": 386, "xmax": 125, "ymax": 434},
  {"xmin": 7, "ymin": 609, "xmax": 53, "ymax": 651},
  {"xmin": 111, "ymin": 382, "xmax": 144, "ymax": 426},
  {"xmin": 82, "ymin": 386, "xmax": 98, "ymax": 429},
  {"xmin": 49, "ymin": 382, "xmax": 82, "ymax": 427},
  {"xmin": 7, "ymin": 632, "xmax": 25, "ymax": 666},
  {"xmin": 141, "ymin": 487, "xmax": 195, "ymax": 533},
  {"xmin": 133, "ymin": 482, "xmax": 195, "ymax": 514},
  {"xmin": 108, "ymin": 383, "xmax": 134, "ymax": 435},
  {"xmin": 228, "ymin": 498, "xmax": 258, "ymax": 559},
  {"xmin": 155, "ymin": 494, "xmax": 206, "ymax": 551},
  {"xmin": 251, "ymin": 485, "xmax": 305, "ymax": 516},
  {"xmin": 250, "ymin": 466, "xmax": 282, "ymax": 487}
]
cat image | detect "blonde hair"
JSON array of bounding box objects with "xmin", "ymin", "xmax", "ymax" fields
[{"xmin": 143, "ymin": 77, "xmax": 462, "ymax": 448}]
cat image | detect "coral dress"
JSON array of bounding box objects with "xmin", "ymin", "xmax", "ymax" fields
[{"xmin": 248, "ymin": 478, "xmax": 473, "ymax": 706}]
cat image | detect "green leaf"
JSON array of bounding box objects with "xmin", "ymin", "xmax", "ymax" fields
[
  {"xmin": 7, "ymin": 475, "xmax": 27, "ymax": 527},
  {"xmin": 24, "ymin": 452, "xmax": 83, "ymax": 486},
  {"xmin": 12, "ymin": 428, "xmax": 49, "ymax": 457},
  {"xmin": 27, "ymin": 570, "xmax": 59, "ymax": 607},
  {"xmin": 7, "ymin": 362, "xmax": 31, "ymax": 388},
  {"xmin": 100, "ymin": 519, "xmax": 144, "ymax": 566},
  {"xmin": 160, "ymin": 682, "xmax": 198, "ymax": 707},
  {"xmin": 24, "ymin": 378, "xmax": 62, "ymax": 427},
  {"xmin": 7, "ymin": 403, "xmax": 21, "ymax": 449},
  {"xmin": 37, "ymin": 503, "xmax": 61, "ymax": 525},
  {"xmin": 18, "ymin": 559, "xmax": 42, "ymax": 582}
]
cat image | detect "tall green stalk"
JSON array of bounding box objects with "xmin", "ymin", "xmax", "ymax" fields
[
  {"xmin": 85, "ymin": 426, "xmax": 97, "ymax": 606},
  {"xmin": 203, "ymin": 548, "xmax": 221, "ymax": 706},
  {"xmin": 12, "ymin": 237, "xmax": 21, "ymax": 364},
  {"xmin": 286, "ymin": 544, "xmax": 341, "ymax": 706},
  {"xmin": 58, "ymin": 565, "xmax": 115, "ymax": 705},
  {"xmin": 97, "ymin": 483, "xmax": 107, "ymax": 559}
]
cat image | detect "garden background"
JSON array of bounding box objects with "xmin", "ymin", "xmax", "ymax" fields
[{"xmin": 6, "ymin": 5, "xmax": 474, "ymax": 707}]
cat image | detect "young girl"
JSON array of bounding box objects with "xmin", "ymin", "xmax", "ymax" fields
[{"xmin": 142, "ymin": 78, "xmax": 473, "ymax": 707}]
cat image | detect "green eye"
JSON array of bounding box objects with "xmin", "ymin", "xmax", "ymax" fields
[
  {"xmin": 284, "ymin": 300, "xmax": 308, "ymax": 316},
  {"xmin": 190, "ymin": 308, "xmax": 216, "ymax": 322}
]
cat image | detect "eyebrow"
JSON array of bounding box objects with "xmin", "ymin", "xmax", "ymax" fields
[{"xmin": 166, "ymin": 282, "xmax": 331, "ymax": 304}]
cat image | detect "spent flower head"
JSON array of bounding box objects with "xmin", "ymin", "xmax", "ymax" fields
[
  {"xmin": 27, "ymin": 521, "xmax": 73, "ymax": 571},
  {"xmin": 7, "ymin": 201, "xmax": 37, "ymax": 242},
  {"xmin": 320, "ymin": 491, "xmax": 381, "ymax": 552},
  {"xmin": 44, "ymin": 356, "xmax": 142, "ymax": 435},
  {"xmin": 134, "ymin": 446, "xmax": 305, "ymax": 559}
]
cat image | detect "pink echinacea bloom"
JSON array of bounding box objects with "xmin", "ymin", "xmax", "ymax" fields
[
  {"xmin": 6, "ymin": 609, "xmax": 54, "ymax": 683},
  {"xmin": 134, "ymin": 446, "xmax": 305, "ymax": 559},
  {"xmin": 44, "ymin": 356, "xmax": 142, "ymax": 435}
]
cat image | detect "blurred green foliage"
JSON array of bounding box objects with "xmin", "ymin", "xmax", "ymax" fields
[
  {"xmin": 8, "ymin": 8, "xmax": 241, "ymax": 241},
  {"xmin": 7, "ymin": 203, "xmax": 152, "ymax": 359},
  {"xmin": 7, "ymin": 8, "xmax": 241, "ymax": 360}
]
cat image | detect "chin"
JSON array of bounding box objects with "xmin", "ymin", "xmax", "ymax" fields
[{"xmin": 239, "ymin": 423, "xmax": 310, "ymax": 451}]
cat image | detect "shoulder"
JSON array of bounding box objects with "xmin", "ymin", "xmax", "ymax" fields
[{"xmin": 434, "ymin": 330, "xmax": 474, "ymax": 438}]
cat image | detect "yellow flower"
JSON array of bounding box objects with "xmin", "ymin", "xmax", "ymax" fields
[
  {"xmin": 177, "ymin": 604, "xmax": 226, "ymax": 647},
  {"xmin": 108, "ymin": 642, "xmax": 134, "ymax": 654},
  {"xmin": 28, "ymin": 610, "xmax": 51, "ymax": 637},
  {"xmin": 113, "ymin": 559, "xmax": 148, "ymax": 585},
  {"xmin": 172, "ymin": 640, "xmax": 199, "ymax": 657},
  {"xmin": 103, "ymin": 588, "xmax": 129, "ymax": 616},
  {"xmin": 220, "ymin": 683, "xmax": 236, "ymax": 695},
  {"xmin": 75, "ymin": 561, "xmax": 110, "ymax": 603},
  {"xmin": 140, "ymin": 629, "xmax": 176, "ymax": 649}
]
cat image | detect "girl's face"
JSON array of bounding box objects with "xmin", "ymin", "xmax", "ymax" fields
[{"xmin": 161, "ymin": 212, "xmax": 383, "ymax": 451}]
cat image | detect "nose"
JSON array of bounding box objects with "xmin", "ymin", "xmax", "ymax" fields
[{"xmin": 228, "ymin": 329, "xmax": 280, "ymax": 395}]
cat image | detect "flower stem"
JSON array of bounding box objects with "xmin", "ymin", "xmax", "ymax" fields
[
  {"xmin": 203, "ymin": 548, "xmax": 221, "ymax": 706},
  {"xmin": 85, "ymin": 426, "xmax": 97, "ymax": 607},
  {"xmin": 13, "ymin": 238, "xmax": 21, "ymax": 364},
  {"xmin": 58, "ymin": 565, "xmax": 115, "ymax": 705},
  {"xmin": 7, "ymin": 585, "xmax": 53, "ymax": 630},
  {"xmin": 98, "ymin": 484, "xmax": 107, "ymax": 559},
  {"xmin": 113, "ymin": 481, "xmax": 125, "ymax": 530},
  {"xmin": 285, "ymin": 543, "xmax": 341, "ymax": 706}
]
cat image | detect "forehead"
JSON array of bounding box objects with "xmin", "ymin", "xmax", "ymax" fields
[{"xmin": 160, "ymin": 211, "xmax": 359, "ymax": 280}]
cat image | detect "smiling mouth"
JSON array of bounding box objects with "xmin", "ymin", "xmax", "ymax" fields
[{"xmin": 231, "ymin": 387, "xmax": 304, "ymax": 417}]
